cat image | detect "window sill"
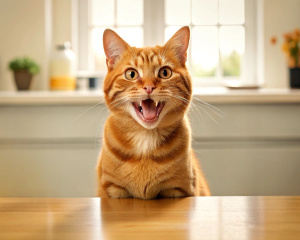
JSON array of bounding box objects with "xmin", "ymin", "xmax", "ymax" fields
[
  {"xmin": 193, "ymin": 88, "xmax": 300, "ymax": 104},
  {"xmin": 1, "ymin": 88, "xmax": 300, "ymax": 105}
]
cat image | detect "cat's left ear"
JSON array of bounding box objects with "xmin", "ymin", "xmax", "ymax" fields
[
  {"xmin": 103, "ymin": 29, "xmax": 130, "ymax": 69},
  {"xmin": 164, "ymin": 26, "xmax": 190, "ymax": 64}
]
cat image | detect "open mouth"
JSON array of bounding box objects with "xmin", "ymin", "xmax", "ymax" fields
[{"xmin": 132, "ymin": 99, "xmax": 165, "ymax": 123}]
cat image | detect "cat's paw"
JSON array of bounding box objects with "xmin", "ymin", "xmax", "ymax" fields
[
  {"xmin": 104, "ymin": 182, "xmax": 132, "ymax": 198},
  {"xmin": 158, "ymin": 188, "xmax": 189, "ymax": 198}
]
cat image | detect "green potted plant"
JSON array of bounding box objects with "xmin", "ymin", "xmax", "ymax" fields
[
  {"xmin": 8, "ymin": 57, "xmax": 40, "ymax": 90},
  {"xmin": 282, "ymin": 29, "xmax": 300, "ymax": 88}
]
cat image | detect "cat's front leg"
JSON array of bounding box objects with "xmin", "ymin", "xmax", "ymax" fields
[
  {"xmin": 102, "ymin": 182, "xmax": 132, "ymax": 198},
  {"xmin": 158, "ymin": 188, "xmax": 190, "ymax": 198}
]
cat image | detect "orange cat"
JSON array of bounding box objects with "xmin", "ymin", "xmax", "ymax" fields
[{"xmin": 97, "ymin": 26, "xmax": 210, "ymax": 199}]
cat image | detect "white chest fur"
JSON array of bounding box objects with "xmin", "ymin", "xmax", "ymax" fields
[{"xmin": 130, "ymin": 129, "xmax": 161, "ymax": 155}]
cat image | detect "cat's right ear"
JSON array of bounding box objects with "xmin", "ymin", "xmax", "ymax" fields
[
  {"xmin": 103, "ymin": 29, "xmax": 130, "ymax": 70},
  {"xmin": 164, "ymin": 26, "xmax": 190, "ymax": 64}
]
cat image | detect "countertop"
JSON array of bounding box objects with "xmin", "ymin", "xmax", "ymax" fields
[
  {"xmin": 0, "ymin": 196, "xmax": 300, "ymax": 240},
  {"xmin": 1, "ymin": 88, "xmax": 300, "ymax": 105}
]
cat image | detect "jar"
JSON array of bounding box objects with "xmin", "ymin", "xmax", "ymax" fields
[{"xmin": 50, "ymin": 42, "xmax": 76, "ymax": 90}]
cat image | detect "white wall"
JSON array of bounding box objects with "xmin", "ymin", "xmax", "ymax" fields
[
  {"xmin": 0, "ymin": 0, "xmax": 51, "ymax": 91},
  {"xmin": 1, "ymin": 103, "xmax": 300, "ymax": 197},
  {"xmin": 51, "ymin": 0, "xmax": 74, "ymax": 53},
  {"xmin": 263, "ymin": 0, "xmax": 300, "ymax": 88},
  {"xmin": 0, "ymin": 0, "xmax": 74, "ymax": 91}
]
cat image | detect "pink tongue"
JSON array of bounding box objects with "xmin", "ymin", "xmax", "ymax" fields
[{"xmin": 141, "ymin": 100, "xmax": 157, "ymax": 120}]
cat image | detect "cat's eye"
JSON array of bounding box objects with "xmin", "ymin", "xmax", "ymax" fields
[
  {"xmin": 158, "ymin": 67, "xmax": 172, "ymax": 79},
  {"xmin": 125, "ymin": 69, "xmax": 139, "ymax": 80}
]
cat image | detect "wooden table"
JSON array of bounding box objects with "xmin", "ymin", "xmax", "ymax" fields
[{"xmin": 0, "ymin": 197, "xmax": 300, "ymax": 240}]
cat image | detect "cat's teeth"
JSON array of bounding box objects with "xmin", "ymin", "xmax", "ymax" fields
[
  {"xmin": 155, "ymin": 101, "xmax": 159, "ymax": 107},
  {"xmin": 139, "ymin": 101, "xmax": 142, "ymax": 107}
]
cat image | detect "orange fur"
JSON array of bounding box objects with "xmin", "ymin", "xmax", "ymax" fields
[{"xmin": 97, "ymin": 26, "xmax": 210, "ymax": 199}]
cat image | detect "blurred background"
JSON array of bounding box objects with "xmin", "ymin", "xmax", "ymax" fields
[{"xmin": 0, "ymin": 0, "xmax": 300, "ymax": 197}]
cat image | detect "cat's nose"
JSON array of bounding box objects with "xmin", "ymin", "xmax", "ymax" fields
[{"xmin": 143, "ymin": 85, "xmax": 155, "ymax": 94}]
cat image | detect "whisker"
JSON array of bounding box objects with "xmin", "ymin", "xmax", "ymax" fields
[
  {"xmin": 198, "ymin": 104, "xmax": 219, "ymax": 124},
  {"xmin": 89, "ymin": 105, "xmax": 109, "ymax": 127},
  {"xmin": 169, "ymin": 91, "xmax": 218, "ymax": 125},
  {"xmin": 108, "ymin": 98, "xmax": 129, "ymax": 111},
  {"xmin": 93, "ymin": 99, "xmax": 129, "ymax": 149},
  {"xmin": 195, "ymin": 101, "xmax": 224, "ymax": 119},
  {"xmin": 108, "ymin": 96, "xmax": 128, "ymax": 108},
  {"xmin": 190, "ymin": 102, "xmax": 205, "ymax": 128},
  {"xmin": 111, "ymin": 98, "xmax": 130, "ymax": 110},
  {"xmin": 92, "ymin": 96, "xmax": 130, "ymax": 143},
  {"xmin": 71, "ymin": 101, "xmax": 103, "ymax": 125},
  {"xmin": 95, "ymin": 112, "xmax": 108, "ymax": 150},
  {"xmin": 192, "ymin": 96, "xmax": 226, "ymax": 116},
  {"xmin": 168, "ymin": 86, "xmax": 226, "ymax": 122},
  {"xmin": 169, "ymin": 85, "xmax": 226, "ymax": 117},
  {"xmin": 170, "ymin": 94, "xmax": 205, "ymax": 126},
  {"xmin": 166, "ymin": 98, "xmax": 185, "ymax": 114}
]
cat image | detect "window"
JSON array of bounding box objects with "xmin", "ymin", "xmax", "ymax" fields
[
  {"xmin": 78, "ymin": 0, "xmax": 257, "ymax": 86},
  {"xmin": 89, "ymin": 0, "xmax": 143, "ymax": 71}
]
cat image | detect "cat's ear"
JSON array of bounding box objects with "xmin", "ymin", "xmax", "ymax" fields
[
  {"xmin": 103, "ymin": 29, "xmax": 130, "ymax": 69},
  {"xmin": 164, "ymin": 26, "xmax": 190, "ymax": 64}
]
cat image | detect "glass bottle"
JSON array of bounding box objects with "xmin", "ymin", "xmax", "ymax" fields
[{"xmin": 50, "ymin": 42, "xmax": 76, "ymax": 90}]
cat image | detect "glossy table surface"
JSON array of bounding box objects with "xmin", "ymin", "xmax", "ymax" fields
[{"xmin": 0, "ymin": 196, "xmax": 300, "ymax": 240}]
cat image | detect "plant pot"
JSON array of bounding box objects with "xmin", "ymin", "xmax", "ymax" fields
[
  {"xmin": 14, "ymin": 70, "xmax": 33, "ymax": 90},
  {"xmin": 289, "ymin": 68, "xmax": 300, "ymax": 88}
]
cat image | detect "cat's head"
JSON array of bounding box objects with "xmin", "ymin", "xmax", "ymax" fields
[{"xmin": 102, "ymin": 26, "xmax": 192, "ymax": 129}]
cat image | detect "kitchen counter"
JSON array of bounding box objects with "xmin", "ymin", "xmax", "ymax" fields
[
  {"xmin": 1, "ymin": 88, "xmax": 300, "ymax": 105},
  {"xmin": 1, "ymin": 196, "xmax": 300, "ymax": 239}
]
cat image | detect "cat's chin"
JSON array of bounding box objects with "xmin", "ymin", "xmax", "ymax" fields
[
  {"xmin": 132, "ymin": 116, "xmax": 161, "ymax": 129},
  {"xmin": 130, "ymin": 99, "xmax": 165, "ymax": 129}
]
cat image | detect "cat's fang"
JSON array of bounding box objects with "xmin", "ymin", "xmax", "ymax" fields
[{"xmin": 155, "ymin": 101, "xmax": 158, "ymax": 107}]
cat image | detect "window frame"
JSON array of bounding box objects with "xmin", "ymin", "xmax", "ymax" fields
[{"xmin": 77, "ymin": 0, "xmax": 259, "ymax": 87}]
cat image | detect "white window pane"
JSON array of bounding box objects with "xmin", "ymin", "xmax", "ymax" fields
[
  {"xmin": 219, "ymin": 0, "xmax": 244, "ymax": 24},
  {"xmin": 116, "ymin": 0, "xmax": 143, "ymax": 26},
  {"xmin": 219, "ymin": 26, "xmax": 245, "ymax": 77},
  {"xmin": 91, "ymin": 28, "xmax": 107, "ymax": 70},
  {"xmin": 91, "ymin": 0, "xmax": 115, "ymax": 25},
  {"xmin": 116, "ymin": 27, "xmax": 143, "ymax": 47},
  {"xmin": 192, "ymin": 0, "xmax": 218, "ymax": 25},
  {"xmin": 164, "ymin": 26, "xmax": 182, "ymax": 43},
  {"xmin": 165, "ymin": 0, "xmax": 190, "ymax": 25},
  {"xmin": 192, "ymin": 27, "xmax": 218, "ymax": 77}
]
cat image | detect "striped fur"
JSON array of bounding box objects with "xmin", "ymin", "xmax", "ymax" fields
[{"xmin": 97, "ymin": 27, "xmax": 210, "ymax": 199}]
